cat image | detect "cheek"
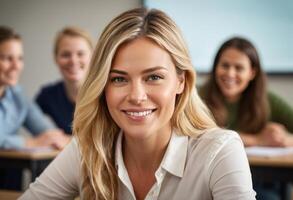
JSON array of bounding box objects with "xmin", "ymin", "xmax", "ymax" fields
[
  {"xmin": 0, "ymin": 62, "xmax": 7, "ymax": 72},
  {"xmin": 151, "ymin": 85, "xmax": 178, "ymax": 107},
  {"xmin": 215, "ymin": 67, "xmax": 224, "ymax": 78},
  {"xmin": 105, "ymin": 86, "xmax": 121, "ymax": 110},
  {"xmin": 241, "ymin": 74, "xmax": 253, "ymax": 86},
  {"xmin": 81, "ymin": 59, "xmax": 91, "ymax": 70},
  {"xmin": 18, "ymin": 63, "xmax": 24, "ymax": 72},
  {"xmin": 82, "ymin": 55, "xmax": 91, "ymax": 65},
  {"xmin": 57, "ymin": 57, "xmax": 69, "ymax": 69},
  {"xmin": 0, "ymin": 61, "xmax": 8, "ymax": 73}
]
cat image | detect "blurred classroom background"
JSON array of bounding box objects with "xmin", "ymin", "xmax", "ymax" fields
[
  {"xmin": 0, "ymin": 0, "xmax": 292, "ymax": 106},
  {"xmin": 0, "ymin": 1, "xmax": 293, "ymax": 199}
]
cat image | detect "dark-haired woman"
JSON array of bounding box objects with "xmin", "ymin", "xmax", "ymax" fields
[{"xmin": 201, "ymin": 37, "xmax": 293, "ymax": 200}]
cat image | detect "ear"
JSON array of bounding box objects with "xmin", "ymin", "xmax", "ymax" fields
[
  {"xmin": 250, "ymin": 68, "xmax": 256, "ymax": 81},
  {"xmin": 176, "ymin": 72, "xmax": 185, "ymax": 94}
]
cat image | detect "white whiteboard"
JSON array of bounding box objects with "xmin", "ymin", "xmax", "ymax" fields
[{"xmin": 144, "ymin": 0, "xmax": 293, "ymax": 73}]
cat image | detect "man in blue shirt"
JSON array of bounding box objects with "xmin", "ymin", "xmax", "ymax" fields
[
  {"xmin": 0, "ymin": 26, "xmax": 70, "ymax": 190},
  {"xmin": 0, "ymin": 85, "xmax": 68, "ymax": 149}
]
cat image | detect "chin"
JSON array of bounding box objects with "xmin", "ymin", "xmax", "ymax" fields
[
  {"xmin": 64, "ymin": 76, "xmax": 82, "ymax": 83},
  {"xmin": 122, "ymin": 128, "xmax": 151, "ymax": 140},
  {"xmin": 6, "ymin": 80, "xmax": 18, "ymax": 86}
]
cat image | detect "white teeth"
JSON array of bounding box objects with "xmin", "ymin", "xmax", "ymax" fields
[
  {"xmin": 223, "ymin": 79, "xmax": 237, "ymax": 86},
  {"xmin": 126, "ymin": 110, "xmax": 152, "ymax": 117}
]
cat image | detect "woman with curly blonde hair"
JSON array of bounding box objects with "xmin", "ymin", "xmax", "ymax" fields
[{"xmin": 21, "ymin": 8, "xmax": 255, "ymax": 200}]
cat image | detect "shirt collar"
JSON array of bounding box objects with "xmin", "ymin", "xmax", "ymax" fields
[
  {"xmin": 0, "ymin": 87, "xmax": 12, "ymax": 106},
  {"xmin": 115, "ymin": 130, "xmax": 189, "ymax": 179},
  {"xmin": 160, "ymin": 131, "xmax": 188, "ymax": 178}
]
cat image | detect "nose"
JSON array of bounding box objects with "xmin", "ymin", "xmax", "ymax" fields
[
  {"xmin": 69, "ymin": 54, "xmax": 79, "ymax": 66},
  {"xmin": 11, "ymin": 58, "xmax": 23, "ymax": 70},
  {"xmin": 226, "ymin": 66, "xmax": 236, "ymax": 77},
  {"xmin": 127, "ymin": 82, "xmax": 147, "ymax": 105}
]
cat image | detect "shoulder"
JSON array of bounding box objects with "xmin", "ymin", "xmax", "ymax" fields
[
  {"xmin": 63, "ymin": 138, "xmax": 81, "ymax": 157},
  {"xmin": 7, "ymin": 85, "xmax": 28, "ymax": 103},
  {"xmin": 38, "ymin": 81, "xmax": 64, "ymax": 95},
  {"xmin": 35, "ymin": 81, "xmax": 64, "ymax": 101},
  {"xmin": 267, "ymin": 90, "xmax": 291, "ymax": 109},
  {"xmin": 268, "ymin": 90, "xmax": 280, "ymax": 100},
  {"xmin": 9, "ymin": 85, "xmax": 24, "ymax": 96},
  {"xmin": 190, "ymin": 127, "xmax": 241, "ymax": 146},
  {"xmin": 54, "ymin": 138, "xmax": 81, "ymax": 168},
  {"xmin": 188, "ymin": 128, "xmax": 243, "ymax": 161},
  {"xmin": 267, "ymin": 91, "xmax": 286, "ymax": 103}
]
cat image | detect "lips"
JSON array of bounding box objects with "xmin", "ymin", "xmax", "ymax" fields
[
  {"xmin": 122, "ymin": 109, "xmax": 157, "ymax": 118},
  {"xmin": 66, "ymin": 68, "xmax": 82, "ymax": 74},
  {"xmin": 220, "ymin": 78, "xmax": 238, "ymax": 89}
]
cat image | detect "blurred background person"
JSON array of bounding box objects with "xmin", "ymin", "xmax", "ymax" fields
[
  {"xmin": 201, "ymin": 37, "xmax": 293, "ymax": 147},
  {"xmin": 200, "ymin": 37, "xmax": 293, "ymax": 200},
  {"xmin": 35, "ymin": 27, "xmax": 93, "ymax": 134},
  {"xmin": 0, "ymin": 26, "xmax": 69, "ymax": 190}
]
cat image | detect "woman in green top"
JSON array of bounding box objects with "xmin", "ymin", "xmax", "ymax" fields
[
  {"xmin": 201, "ymin": 37, "xmax": 293, "ymax": 200},
  {"xmin": 201, "ymin": 37, "xmax": 293, "ymax": 147}
]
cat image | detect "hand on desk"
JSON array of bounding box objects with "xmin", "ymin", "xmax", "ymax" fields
[
  {"xmin": 257, "ymin": 122, "xmax": 291, "ymax": 147},
  {"xmin": 240, "ymin": 122, "xmax": 292, "ymax": 147},
  {"xmin": 25, "ymin": 129, "xmax": 71, "ymax": 150}
]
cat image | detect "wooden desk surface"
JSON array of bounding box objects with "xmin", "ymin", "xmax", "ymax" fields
[
  {"xmin": 248, "ymin": 154, "xmax": 293, "ymax": 167},
  {"xmin": 0, "ymin": 149, "xmax": 59, "ymax": 160},
  {"xmin": 0, "ymin": 190, "xmax": 22, "ymax": 200}
]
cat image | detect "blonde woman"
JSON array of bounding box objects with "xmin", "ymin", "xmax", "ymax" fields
[
  {"xmin": 21, "ymin": 8, "xmax": 255, "ymax": 200},
  {"xmin": 35, "ymin": 27, "xmax": 93, "ymax": 134}
]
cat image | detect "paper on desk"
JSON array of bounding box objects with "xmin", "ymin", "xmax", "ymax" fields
[
  {"xmin": 245, "ymin": 146, "xmax": 293, "ymax": 157},
  {"xmin": 16, "ymin": 146, "xmax": 55, "ymax": 153}
]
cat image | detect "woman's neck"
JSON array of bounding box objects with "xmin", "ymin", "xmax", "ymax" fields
[
  {"xmin": 225, "ymin": 95, "xmax": 241, "ymax": 104},
  {"xmin": 123, "ymin": 130, "xmax": 171, "ymax": 172},
  {"xmin": 123, "ymin": 130, "xmax": 171, "ymax": 200},
  {"xmin": 63, "ymin": 80, "xmax": 80, "ymax": 103}
]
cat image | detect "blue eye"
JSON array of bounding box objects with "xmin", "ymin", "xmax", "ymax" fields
[
  {"xmin": 147, "ymin": 75, "xmax": 163, "ymax": 81},
  {"xmin": 110, "ymin": 77, "xmax": 126, "ymax": 83}
]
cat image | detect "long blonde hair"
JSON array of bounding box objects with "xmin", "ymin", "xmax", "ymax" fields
[{"xmin": 73, "ymin": 8, "xmax": 216, "ymax": 200}]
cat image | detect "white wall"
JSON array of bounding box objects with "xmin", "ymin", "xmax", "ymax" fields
[{"xmin": 0, "ymin": 0, "xmax": 141, "ymax": 98}]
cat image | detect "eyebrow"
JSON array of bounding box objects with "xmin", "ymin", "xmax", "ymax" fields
[{"xmin": 110, "ymin": 66, "xmax": 168, "ymax": 75}]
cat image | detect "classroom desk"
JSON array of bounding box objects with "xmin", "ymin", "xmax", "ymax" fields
[
  {"xmin": 0, "ymin": 149, "xmax": 59, "ymax": 183},
  {"xmin": 248, "ymin": 154, "xmax": 293, "ymax": 200},
  {"xmin": 0, "ymin": 189, "xmax": 22, "ymax": 200},
  {"xmin": 249, "ymin": 154, "xmax": 293, "ymax": 182}
]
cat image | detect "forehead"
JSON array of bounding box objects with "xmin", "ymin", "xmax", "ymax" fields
[
  {"xmin": 220, "ymin": 48, "xmax": 250, "ymax": 64},
  {"xmin": 112, "ymin": 37, "xmax": 175, "ymax": 71},
  {"xmin": 0, "ymin": 39, "xmax": 23, "ymax": 54},
  {"xmin": 58, "ymin": 36, "xmax": 89, "ymax": 49}
]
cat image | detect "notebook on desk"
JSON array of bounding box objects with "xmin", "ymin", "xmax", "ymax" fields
[
  {"xmin": 17, "ymin": 146, "xmax": 55, "ymax": 153},
  {"xmin": 245, "ymin": 146, "xmax": 293, "ymax": 157}
]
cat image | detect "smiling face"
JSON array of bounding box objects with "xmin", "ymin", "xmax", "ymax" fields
[
  {"xmin": 55, "ymin": 36, "xmax": 92, "ymax": 84},
  {"xmin": 0, "ymin": 39, "xmax": 23, "ymax": 88},
  {"xmin": 215, "ymin": 48, "xmax": 256, "ymax": 102},
  {"xmin": 105, "ymin": 37, "xmax": 184, "ymax": 142}
]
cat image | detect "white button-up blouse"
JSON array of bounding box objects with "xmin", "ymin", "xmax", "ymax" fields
[{"xmin": 20, "ymin": 128, "xmax": 256, "ymax": 200}]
